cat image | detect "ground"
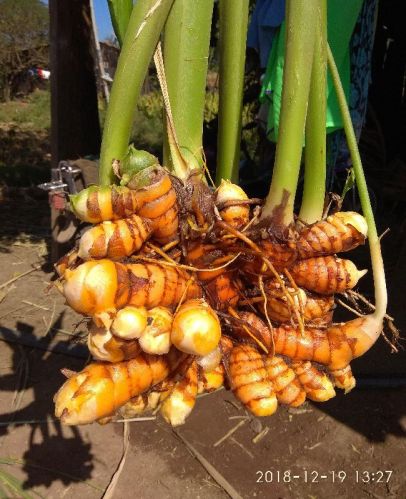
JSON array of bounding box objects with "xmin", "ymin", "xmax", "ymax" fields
[{"xmin": 0, "ymin": 192, "xmax": 405, "ymax": 499}]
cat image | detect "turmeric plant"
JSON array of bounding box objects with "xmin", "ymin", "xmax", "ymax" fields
[{"xmin": 52, "ymin": 0, "xmax": 392, "ymax": 427}]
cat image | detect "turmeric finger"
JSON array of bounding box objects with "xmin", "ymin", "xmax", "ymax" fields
[
  {"xmin": 329, "ymin": 365, "xmax": 356, "ymax": 393},
  {"xmin": 120, "ymin": 391, "xmax": 163, "ymax": 418},
  {"xmin": 61, "ymin": 260, "xmax": 202, "ymax": 317},
  {"xmin": 229, "ymin": 344, "xmax": 277, "ymax": 416},
  {"xmin": 70, "ymin": 167, "xmax": 179, "ymax": 243},
  {"xmin": 216, "ymin": 180, "xmax": 250, "ymax": 229},
  {"xmin": 139, "ymin": 307, "xmax": 173, "ymax": 355},
  {"xmin": 297, "ymin": 211, "xmax": 367, "ymax": 258},
  {"xmin": 273, "ymin": 315, "xmax": 383, "ymax": 370},
  {"xmin": 160, "ymin": 361, "xmax": 198, "ymax": 426},
  {"xmin": 171, "ymin": 299, "xmax": 221, "ymax": 356},
  {"xmin": 291, "ymin": 361, "xmax": 336, "ymax": 402},
  {"xmin": 264, "ymin": 355, "xmax": 306, "ymax": 407},
  {"xmin": 265, "ymin": 280, "xmax": 334, "ymax": 325},
  {"xmin": 70, "ymin": 185, "xmax": 141, "ymax": 223},
  {"xmin": 54, "ymin": 349, "xmax": 185, "ymax": 425},
  {"xmin": 197, "ymin": 364, "xmax": 225, "ymax": 394},
  {"xmin": 234, "ymin": 312, "xmax": 382, "ymax": 372},
  {"xmin": 78, "ymin": 215, "xmax": 152, "ymax": 260},
  {"xmin": 87, "ymin": 322, "xmax": 141, "ymax": 362},
  {"xmin": 290, "ymin": 256, "xmax": 367, "ymax": 295}
]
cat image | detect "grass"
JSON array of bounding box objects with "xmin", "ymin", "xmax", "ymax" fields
[
  {"xmin": 0, "ymin": 89, "xmax": 51, "ymax": 186},
  {"xmin": 0, "ymin": 83, "xmax": 259, "ymax": 186},
  {"xmin": 0, "ymin": 467, "xmax": 37, "ymax": 498},
  {"xmin": 0, "ymin": 89, "xmax": 50, "ymax": 131},
  {"xmin": 131, "ymin": 92, "xmax": 164, "ymax": 158},
  {"xmin": 98, "ymin": 91, "xmax": 164, "ymax": 159}
]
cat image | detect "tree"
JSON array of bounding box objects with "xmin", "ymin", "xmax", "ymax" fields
[{"xmin": 0, "ymin": 0, "xmax": 49, "ymax": 101}]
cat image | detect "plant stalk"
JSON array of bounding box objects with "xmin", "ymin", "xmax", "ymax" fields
[
  {"xmin": 107, "ymin": 0, "xmax": 133, "ymax": 47},
  {"xmin": 99, "ymin": 0, "xmax": 175, "ymax": 186},
  {"xmin": 215, "ymin": 0, "xmax": 250, "ymax": 185},
  {"xmin": 327, "ymin": 44, "xmax": 387, "ymax": 319},
  {"xmin": 261, "ymin": 0, "xmax": 318, "ymax": 228},
  {"xmin": 299, "ymin": 0, "xmax": 327, "ymax": 224},
  {"xmin": 163, "ymin": 0, "xmax": 214, "ymax": 178}
]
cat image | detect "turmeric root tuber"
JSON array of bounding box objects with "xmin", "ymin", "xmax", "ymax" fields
[
  {"xmin": 297, "ymin": 211, "xmax": 367, "ymax": 258},
  {"xmin": 54, "ymin": 349, "xmax": 185, "ymax": 425},
  {"xmin": 229, "ymin": 344, "xmax": 277, "ymax": 416},
  {"xmin": 291, "ymin": 361, "xmax": 336, "ymax": 402},
  {"xmin": 70, "ymin": 185, "xmax": 141, "ymax": 223},
  {"xmin": 160, "ymin": 361, "xmax": 198, "ymax": 426},
  {"xmin": 197, "ymin": 364, "xmax": 225, "ymax": 394},
  {"xmin": 171, "ymin": 299, "xmax": 221, "ymax": 356},
  {"xmin": 264, "ymin": 355, "xmax": 306, "ymax": 407},
  {"xmin": 87, "ymin": 322, "xmax": 141, "ymax": 362},
  {"xmin": 61, "ymin": 260, "xmax": 201, "ymax": 316},
  {"xmin": 290, "ymin": 256, "xmax": 367, "ymax": 295},
  {"xmin": 273, "ymin": 315, "xmax": 383, "ymax": 370},
  {"xmin": 78, "ymin": 215, "xmax": 152, "ymax": 260}
]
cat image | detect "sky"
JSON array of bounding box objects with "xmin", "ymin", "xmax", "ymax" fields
[
  {"xmin": 93, "ymin": 1, "xmax": 115, "ymax": 41},
  {"xmin": 41, "ymin": 0, "xmax": 115, "ymax": 41}
]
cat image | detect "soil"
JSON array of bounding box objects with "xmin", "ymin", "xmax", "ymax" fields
[{"xmin": 0, "ymin": 195, "xmax": 405, "ymax": 499}]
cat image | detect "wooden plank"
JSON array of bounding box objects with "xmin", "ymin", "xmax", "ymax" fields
[{"xmin": 49, "ymin": 0, "xmax": 101, "ymax": 166}]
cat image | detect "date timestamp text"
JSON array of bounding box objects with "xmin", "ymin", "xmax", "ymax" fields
[{"xmin": 256, "ymin": 470, "xmax": 393, "ymax": 484}]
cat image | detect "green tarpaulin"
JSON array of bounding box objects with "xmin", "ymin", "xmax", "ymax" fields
[{"xmin": 260, "ymin": 0, "xmax": 363, "ymax": 141}]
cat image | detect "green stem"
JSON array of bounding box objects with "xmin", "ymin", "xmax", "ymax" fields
[
  {"xmin": 99, "ymin": 0, "xmax": 175, "ymax": 186},
  {"xmin": 215, "ymin": 0, "xmax": 249, "ymax": 185},
  {"xmin": 107, "ymin": 0, "xmax": 133, "ymax": 47},
  {"xmin": 327, "ymin": 44, "xmax": 387, "ymax": 319},
  {"xmin": 261, "ymin": 0, "xmax": 318, "ymax": 227},
  {"xmin": 163, "ymin": 0, "xmax": 214, "ymax": 178},
  {"xmin": 299, "ymin": 0, "xmax": 327, "ymax": 224}
]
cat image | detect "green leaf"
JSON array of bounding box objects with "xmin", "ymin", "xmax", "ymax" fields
[
  {"xmin": 216, "ymin": 0, "xmax": 250, "ymax": 184},
  {"xmin": 261, "ymin": 0, "xmax": 318, "ymax": 227},
  {"xmin": 107, "ymin": 0, "xmax": 133, "ymax": 47},
  {"xmin": 99, "ymin": 0, "xmax": 176, "ymax": 185},
  {"xmin": 341, "ymin": 167, "xmax": 356, "ymax": 200},
  {"xmin": 0, "ymin": 458, "xmax": 103, "ymax": 493},
  {"xmin": 163, "ymin": 0, "xmax": 215, "ymax": 178},
  {"xmin": 0, "ymin": 468, "xmax": 34, "ymax": 499},
  {"xmin": 0, "ymin": 482, "xmax": 9, "ymax": 498}
]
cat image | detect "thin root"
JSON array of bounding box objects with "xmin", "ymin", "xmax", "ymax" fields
[
  {"xmin": 161, "ymin": 240, "xmax": 180, "ymax": 252},
  {"xmin": 346, "ymin": 290, "xmax": 394, "ymax": 321},
  {"xmin": 258, "ymin": 275, "xmax": 274, "ymax": 357},
  {"xmin": 261, "ymin": 257, "xmax": 305, "ymax": 336},
  {"xmin": 175, "ymin": 278, "xmax": 195, "ymax": 314},
  {"xmin": 216, "ymin": 220, "xmax": 261, "ymax": 253},
  {"xmin": 242, "ymin": 210, "xmax": 260, "ymax": 233},
  {"xmin": 283, "ymin": 268, "xmax": 305, "ymax": 317},
  {"xmin": 336, "ymin": 298, "xmax": 363, "ymax": 317},
  {"xmin": 201, "ymin": 149, "xmax": 216, "ymax": 188},
  {"xmin": 134, "ymin": 253, "xmax": 241, "ymax": 274},
  {"xmin": 239, "ymin": 296, "xmax": 265, "ymax": 306}
]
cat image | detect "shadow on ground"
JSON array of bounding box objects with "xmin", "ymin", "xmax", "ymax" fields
[{"xmin": 0, "ymin": 315, "xmax": 94, "ymax": 490}]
